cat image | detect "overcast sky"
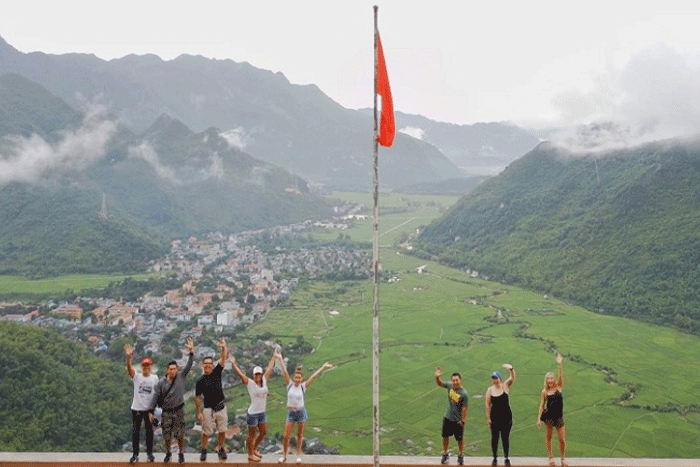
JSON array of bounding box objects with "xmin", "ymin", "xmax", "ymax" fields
[{"xmin": 3, "ymin": 0, "xmax": 700, "ymax": 138}]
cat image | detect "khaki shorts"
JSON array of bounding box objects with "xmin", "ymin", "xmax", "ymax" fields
[{"xmin": 202, "ymin": 407, "xmax": 228, "ymax": 436}]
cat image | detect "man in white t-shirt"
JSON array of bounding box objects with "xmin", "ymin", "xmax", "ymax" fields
[{"xmin": 125, "ymin": 343, "xmax": 159, "ymax": 464}]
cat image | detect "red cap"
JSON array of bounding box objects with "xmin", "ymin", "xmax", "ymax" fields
[{"xmin": 141, "ymin": 357, "xmax": 153, "ymax": 366}]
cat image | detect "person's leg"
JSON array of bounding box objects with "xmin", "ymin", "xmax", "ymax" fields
[
  {"xmin": 254, "ymin": 421, "xmax": 268, "ymax": 456},
  {"xmin": 215, "ymin": 409, "xmax": 229, "ymax": 458},
  {"xmin": 282, "ymin": 421, "xmax": 294, "ymax": 460},
  {"xmin": 176, "ymin": 409, "xmax": 186, "ymax": 454},
  {"xmin": 218, "ymin": 431, "xmax": 226, "ymax": 453},
  {"xmin": 143, "ymin": 411, "xmax": 154, "ymax": 457},
  {"xmin": 162, "ymin": 412, "xmax": 173, "ymax": 460},
  {"xmin": 545, "ymin": 424, "xmax": 554, "ymax": 465},
  {"xmin": 490, "ymin": 424, "xmax": 500, "ymax": 461},
  {"xmin": 295, "ymin": 421, "xmax": 305, "ymax": 456},
  {"xmin": 502, "ymin": 422, "xmax": 512, "ymax": 459},
  {"xmin": 131, "ymin": 410, "xmax": 142, "ymax": 456},
  {"xmin": 442, "ymin": 436, "xmax": 450, "ymax": 453},
  {"xmin": 557, "ymin": 426, "xmax": 567, "ymax": 465},
  {"xmin": 247, "ymin": 426, "xmax": 258, "ymax": 458}
]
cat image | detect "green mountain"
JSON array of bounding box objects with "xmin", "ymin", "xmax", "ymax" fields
[
  {"xmin": 0, "ymin": 35, "xmax": 460, "ymax": 190},
  {"xmin": 416, "ymin": 140, "xmax": 700, "ymax": 334},
  {"xmin": 0, "ymin": 74, "xmax": 333, "ymax": 277},
  {"xmin": 0, "ymin": 321, "xmax": 130, "ymax": 451}
]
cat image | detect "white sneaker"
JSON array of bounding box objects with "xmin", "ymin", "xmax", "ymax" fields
[
  {"xmin": 278, "ymin": 456, "xmax": 287, "ymax": 463},
  {"xmin": 296, "ymin": 457, "xmax": 302, "ymax": 463}
]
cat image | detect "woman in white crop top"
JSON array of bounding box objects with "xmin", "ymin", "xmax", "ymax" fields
[
  {"xmin": 230, "ymin": 350, "xmax": 278, "ymax": 462},
  {"xmin": 277, "ymin": 355, "xmax": 333, "ymax": 464}
]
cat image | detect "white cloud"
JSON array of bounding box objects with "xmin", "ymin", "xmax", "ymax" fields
[
  {"xmin": 0, "ymin": 109, "xmax": 117, "ymax": 185},
  {"xmin": 398, "ymin": 126, "xmax": 425, "ymax": 140},
  {"xmin": 550, "ymin": 44, "xmax": 700, "ymax": 151},
  {"xmin": 221, "ymin": 127, "xmax": 248, "ymax": 150},
  {"xmin": 128, "ymin": 142, "xmax": 225, "ymax": 184},
  {"xmin": 127, "ymin": 141, "xmax": 182, "ymax": 185}
]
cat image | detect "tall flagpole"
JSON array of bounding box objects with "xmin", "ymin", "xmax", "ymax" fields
[{"xmin": 372, "ymin": 5, "xmax": 381, "ymax": 467}]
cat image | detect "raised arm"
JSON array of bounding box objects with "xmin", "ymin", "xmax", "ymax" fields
[
  {"xmin": 503, "ymin": 363, "xmax": 515, "ymax": 389},
  {"xmin": 263, "ymin": 349, "xmax": 278, "ymax": 380},
  {"xmin": 228, "ymin": 354, "xmax": 248, "ymax": 385},
  {"xmin": 182, "ymin": 336, "xmax": 195, "ymax": 376},
  {"xmin": 124, "ymin": 343, "xmax": 135, "ymax": 379},
  {"xmin": 435, "ymin": 366, "xmax": 445, "ymax": 388},
  {"xmin": 556, "ymin": 353, "xmax": 563, "ymax": 389},
  {"xmin": 278, "ymin": 353, "xmax": 291, "ymax": 385},
  {"xmin": 305, "ymin": 362, "xmax": 333, "ymax": 388},
  {"xmin": 218, "ymin": 338, "xmax": 227, "ymax": 367}
]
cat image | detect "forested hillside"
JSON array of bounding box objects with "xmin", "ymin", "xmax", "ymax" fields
[
  {"xmin": 416, "ymin": 139, "xmax": 700, "ymax": 334},
  {"xmin": 0, "ymin": 322, "xmax": 130, "ymax": 451}
]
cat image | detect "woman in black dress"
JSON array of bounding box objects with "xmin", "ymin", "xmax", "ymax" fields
[
  {"xmin": 537, "ymin": 354, "xmax": 566, "ymax": 467},
  {"xmin": 485, "ymin": 363, "xmax": 515, "ymax": 466}
]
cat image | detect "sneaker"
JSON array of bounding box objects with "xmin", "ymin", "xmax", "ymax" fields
[
  {"xmin": 200, "ymin": 449, "xmax": 207, "ymax": 461},
  {"xmin": 163, "ymin": 452, "xmax": 172, "ymax": 463},
  {"xmin": 296, "ymin": 457, "xmax": 302, "ymax": 464},
  {"xmin": 441, "ymin": 453, "xmax": 449, "ymax": 464},
  {"xmin": 458, "ymin": 454, "xmax": 464, "ymax": 465},
  {"xmin": 492, "ymin": 459, "xmax": 498, "ymax": 466},
  {"xmin": 218, "ymin": 449, "xmax": 228, "ymax": 460},
  {"xmin": 178, "ymin": 453, "xmax": 185, "ymax": 464},
  {"xmin": 278, "ymin": 456, "xmax": 287, "ymax": 463},
  {"xmin": 129, "ymin": 454, "xmax": 138, "ymax": 464},
  {"xmin": 505, "ymin": 459, "xmax": 511, "ymax": 466},
  {"xmin": 147, "ymin": 453, "xmax": 155, "ymax": 463}
]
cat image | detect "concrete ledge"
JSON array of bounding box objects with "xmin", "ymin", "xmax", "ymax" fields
[{"xmin": 0, "ymin": 453, "xmax": 697, "ymax": 467}]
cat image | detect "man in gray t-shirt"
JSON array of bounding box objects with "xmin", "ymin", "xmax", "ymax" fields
[
  {"xmin": 435, "ymin": 366, "xmax": 468, "ymax": 465},
  {"xmin": 153, "ymin": 337, "xmax": 194, "ymax": 464}
]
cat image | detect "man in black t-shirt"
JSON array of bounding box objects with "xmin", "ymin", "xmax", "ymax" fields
[{"xmin": 195, "ymin": 338, "xmax": 228, "ymax": 461}]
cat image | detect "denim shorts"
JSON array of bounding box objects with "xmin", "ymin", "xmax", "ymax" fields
[
  {"xmin": 286, "ymin": 408, "xmax": 308, "ymax": 423},
  {"xmin": 246, "ymin": 411, "xmax": 267, "ymax": 427}
]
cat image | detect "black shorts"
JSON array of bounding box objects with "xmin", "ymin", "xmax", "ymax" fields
[{"xmin": 442, "ymin": 417, "xmax": 464, "ymax": 441}]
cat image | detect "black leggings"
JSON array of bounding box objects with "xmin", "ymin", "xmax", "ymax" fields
[
  {"xmin": 132, "ymin": 410, "xmax": 154, "ymax": 455},
  {"xmin": 490, "ymin": 421, "xmax": 512, "ymax": 459}
]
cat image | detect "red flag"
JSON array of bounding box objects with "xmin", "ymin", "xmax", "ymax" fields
[{"xmin": 376, "ymin": 32, "xmax": 395, "ymax": 147}]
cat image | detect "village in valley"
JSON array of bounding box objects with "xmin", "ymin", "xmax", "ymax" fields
[{"xmin": 0, "ymin": 212, "xmax": 371, "ymax": 355}]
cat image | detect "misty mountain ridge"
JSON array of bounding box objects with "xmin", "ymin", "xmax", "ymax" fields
[
  {"xmin": 0, "ymin": 74, "xmax": 333, "ymax": 277},
  {"xmin": 0, "ymin": 34, "xmax": 465, "ymax": 190},
  {"xmin": 416, "ymin": 135, "xmax": 700, "ymax": 334},
  {"xmin": 392, "ymin": 111, "xmax": 542, "ymax": 175}
]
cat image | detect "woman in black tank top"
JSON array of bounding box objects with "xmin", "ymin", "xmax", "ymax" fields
[
  {"xmin": 537, "ymin": 353, "xmax": 566, "ymax": 467},
  {"xmin": 485, "ymin": 363, "xmax": 515, "ymax": 466}
]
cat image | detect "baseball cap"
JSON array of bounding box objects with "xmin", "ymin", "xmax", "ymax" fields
[
  {"xmin": 253, "ymin": 366, "xmax": 263, "ymax": 374},
  {"xmin": 491, "ymin": 371, "xmax": 502, "ymax": 380},
  {"xmin": 141, "ymin": 357, "xmax": 153, "ymax": 366}
]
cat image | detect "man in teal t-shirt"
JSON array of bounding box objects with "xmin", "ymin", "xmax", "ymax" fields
[{"xmin": 435, "ymin": 366, "xmax": 468, "ymax": 465}]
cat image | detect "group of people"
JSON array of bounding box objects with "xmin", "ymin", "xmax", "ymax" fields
[
  {"xmin": 124, "ymin": 337, "xmax": 333, "ymax": 464},
  {"xmin": 436, "ymin": 353, "xmax": 566, "ymax": 467}
]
